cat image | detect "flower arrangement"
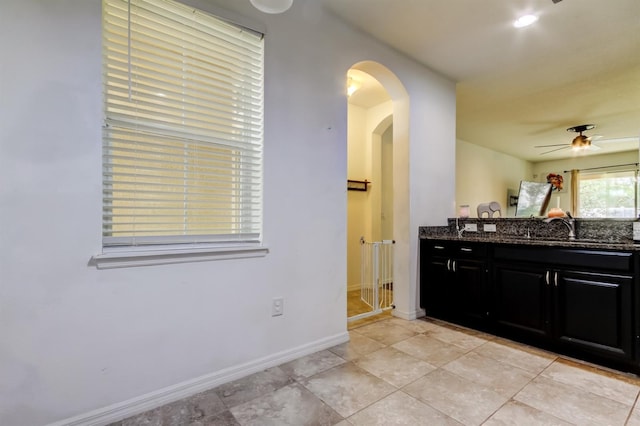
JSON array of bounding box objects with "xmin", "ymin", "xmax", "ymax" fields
[{"xmin": 546, "ymin": 173, "xmax": 564, "ymax": 191}]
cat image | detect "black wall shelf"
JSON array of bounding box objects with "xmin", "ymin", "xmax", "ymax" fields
[{"xmin": 347, "ymin": 179, "xmax": 370, "ymax": 191}]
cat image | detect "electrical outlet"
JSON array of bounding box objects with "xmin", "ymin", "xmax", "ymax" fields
[
  {"xmin": 484, "ymin": 223, "xmax": 497, "ymax": 232},
  {"xmin": 272, "ymin": 297, "xmax": 284, "ymax": 316},
  {"xmin": 464, "ymin": 223, "xmax": 478, "ymax": 232}
]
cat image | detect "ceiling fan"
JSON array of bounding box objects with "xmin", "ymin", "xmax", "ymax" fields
[
  {"xmin": 535, "ymin": 124, "xmax": 600, "ymax": 155},
  {"xmin": 534, "ymin": 124, "xmax": 640, "ymax": 155},
  {"xmin": 535, "ymin": 124, "xmax": 639, "ymax": 155}
]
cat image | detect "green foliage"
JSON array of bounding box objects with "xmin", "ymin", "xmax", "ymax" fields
[{"xmin": 580, "ymin": 174, "xmax": 637, "ymax": 218}]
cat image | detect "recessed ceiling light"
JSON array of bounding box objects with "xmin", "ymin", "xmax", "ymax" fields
[
  {"xmin": 514, "ymin": 14, "xmax": 538, "ymax": 28},
  {"xmin": 250, "ymin": 0, "xmax": 293, "ymax": 14}
]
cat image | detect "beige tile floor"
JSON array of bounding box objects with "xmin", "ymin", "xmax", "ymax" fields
[{"xmin": 111, "ymin": 317, "xmax": 640, "ymax": 425}]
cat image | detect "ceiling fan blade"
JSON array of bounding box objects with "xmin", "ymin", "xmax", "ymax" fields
[
  {"xmin": 535, "ymin": 143, "xmax": 568, "ymax": 148},
  {"xmin": 540, "ymin": 146, "xmax": 570, "ymax": 155},
  {"xmin": 595, "ymin": 137, "xmax": 640, "ymax": 144}
]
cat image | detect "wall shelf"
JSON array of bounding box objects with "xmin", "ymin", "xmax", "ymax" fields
[{"xmin": 347, "ymin": 179, "xmax": 370, "ymax": 191}]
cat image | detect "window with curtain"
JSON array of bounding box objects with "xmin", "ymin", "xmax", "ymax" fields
[
  {"xmin": 578, "ymin": 169, "xmax": 638, "ymax": 218},
  {"xmin": 102, "ymin": 0, "xmax": 264, "ymax": 248}
]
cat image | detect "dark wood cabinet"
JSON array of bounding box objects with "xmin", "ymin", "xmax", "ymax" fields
[
  {"xmin": 493, "ymin": 262, "xmax": 551, "ymax": 338},
  {"xmin": 420, "ymin": 239, "xmax": 639, "ymax": 371},
  {"xmin": 492, "ymin": 245, "xmax": 635, "ymax": 363},
  {"xmin": 419, "ymin": 241, "xmax": 452, "ymax": 319},
  {"xmin": 456, "ymin": 257, "xmax": 488, "ymax": 323},
  {"xmin": 420, "ymin": 239, "xmax": 488, "ymax": 325},
  {"xmin": 555, "ymin": 270, "xmax": 633, "ymax": 361}
]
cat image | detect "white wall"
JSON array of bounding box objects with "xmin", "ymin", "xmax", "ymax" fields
[
  {"xmin": 456, "ymin": 139, "xmax": 533, "ymax": 217},
  {"xmin": 0, "ymin": 1, "xmax": 456, "ymax": 425}
]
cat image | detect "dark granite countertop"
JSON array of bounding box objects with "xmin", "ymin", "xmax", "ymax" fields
[{"xmin": 419, "ymin": 218, "xmax": 640, "ymax": 251}]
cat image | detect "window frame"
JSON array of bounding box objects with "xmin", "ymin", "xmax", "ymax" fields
[
  {"xmin": 577, "ymin": 167, "xmax": 639, "ymax": 218},
  {"xmin": 94, "ymin": 0, "xmax": 267, "ymax": 268}
]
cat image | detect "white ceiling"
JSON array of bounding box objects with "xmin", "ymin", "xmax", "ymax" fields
[{"xmin": 326, "ymin": 0, "xmax": 640, "ymax": 162}]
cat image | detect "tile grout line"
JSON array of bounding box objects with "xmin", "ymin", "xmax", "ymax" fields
[
  {"xmin": 477, "ymin": 353, "xmax": 562, "ymax": 425},
  {"xmin": 623, "ymin": 385, "xmax": 640, "ymax": 425},
  {"xmin": 333, "ymin": 319, "xmax": 444, "ymax": 423}
]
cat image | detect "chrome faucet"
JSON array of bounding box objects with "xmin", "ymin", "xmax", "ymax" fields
[
  {"xmin": 543, "ymin": 212, "xmax": 576, "ymax": 240},
  {"xmin": 455, "ymin": 218, "xmax": 465, "ymax": 238}
]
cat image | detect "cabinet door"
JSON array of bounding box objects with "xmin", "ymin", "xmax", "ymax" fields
[
  {"xmin": 421, "ymin": 255, "xmax": 453, "ymax": 319},
  {"xmin": 555, "ymin": 270, "xmax": 634, "ymax": 361},
  {"xmin": 493, "ymin": 263, "xmax": 551, "ymax": 338},
  {"xmin": 455, "ymin": 258, "xmax": 487, "ymax": 323},
  {"xmin": 420, "ymin": 240, "xmax": 452, "ymax": 318}
]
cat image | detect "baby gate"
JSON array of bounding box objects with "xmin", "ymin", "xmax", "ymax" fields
[{"xmin": 350, "ymin": 239, "xmax": 395, "ymax": 321}]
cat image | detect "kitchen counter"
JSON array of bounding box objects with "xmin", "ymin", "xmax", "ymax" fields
[
  {"xmin": 419, "ymin": 220, "xmax": 640, "ymax": 373},
  {"xmin": 419, "ymin": 217, "xmax": 639, "ymax": 251}
]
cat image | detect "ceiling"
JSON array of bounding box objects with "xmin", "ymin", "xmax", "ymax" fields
[{"xmin": 325, "ymin": 0, "xmax": 640, "ymax": 162}]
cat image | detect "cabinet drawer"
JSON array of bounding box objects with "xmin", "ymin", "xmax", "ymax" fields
[
  {"xmin": 494, "ymin": 245, "xmax": 633, "ymax": 272},
  {"xmin": 422, "ymin": 240, "xmax": 451, "ymax": 257},
  {"xmin": 422, "ymin": 240, "xmax": 487, "ymax": 259}
]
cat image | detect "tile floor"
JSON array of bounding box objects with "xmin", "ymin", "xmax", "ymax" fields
[{"xmin": 111, "ymin": 316, "xmax": 640, "ymax": 425}]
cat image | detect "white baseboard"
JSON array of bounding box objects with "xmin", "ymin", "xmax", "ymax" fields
[
  {"xmin": 48, "ymin": 331, "xmax": 349, "ymax": 426},
  {"xmin": 392, "ymin": 307, "xmax": 426, "ymax": 321}
]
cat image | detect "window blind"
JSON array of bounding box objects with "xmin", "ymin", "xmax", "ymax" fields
[{"xmin": 102, "ymin": 0, "xmax": 264, "ymax": 247}]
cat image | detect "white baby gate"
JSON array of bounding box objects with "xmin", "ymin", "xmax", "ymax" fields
[{"xmin": 349, "ymin": 239, "xmax": 395, "ymax": 322}]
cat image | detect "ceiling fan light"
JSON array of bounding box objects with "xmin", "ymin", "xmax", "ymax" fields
[
  {"xmin": 571, "ymin": 135, "xmax": 591, "ymax": 149},
  {"xmin": 250, "ymin": 0, "xmax": 293, "ymax": 14}
]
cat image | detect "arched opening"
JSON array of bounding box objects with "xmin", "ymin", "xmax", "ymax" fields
[{"xmin": 346, "ymin": 61, "xmax": 410, "ymax": 323}]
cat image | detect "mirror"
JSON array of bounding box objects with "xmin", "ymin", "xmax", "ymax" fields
[
  {"xmin": 455, "ymin": 140, "xmax": 640, "ymax": 219},
  {"xmin": 515, "ymin": 181, "xmax": 552, "ymax": 217}
]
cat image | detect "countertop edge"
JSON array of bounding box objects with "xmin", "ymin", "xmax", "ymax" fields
[{"xmin": 419, "ymin": 234, "xmax": 640, "ymax": 251}]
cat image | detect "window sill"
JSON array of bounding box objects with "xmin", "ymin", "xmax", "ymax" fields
[{"xmin": 90, "ymin": 245, "xmax": 269, "ymax": 269}]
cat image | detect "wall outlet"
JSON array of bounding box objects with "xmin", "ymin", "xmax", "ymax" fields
[
  {"xmin": 272, "ymin": 297, "xmax": 284, "ymax": 316},
  {"xmin": 634, "ymin": 222, "xmax": 640, "ymax": 241},
  {"xmin": 483, "ymin": 223, "xmax": 497, "ymax": 232},
  {"xmin": 464, "ymin": 223, "xmax": 478, "ymax": 232}
]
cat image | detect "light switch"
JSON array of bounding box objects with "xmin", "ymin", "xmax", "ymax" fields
[{"xmin": 484, "ymin": 224, "xmax": 497, "ymax": 232}]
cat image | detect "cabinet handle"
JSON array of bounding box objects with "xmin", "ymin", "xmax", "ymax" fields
[
  {"xmin": 460, "ymin": 247, "xmax": 472, "ymax": 252},
  {"xmin": 434, "ymin": 245, "xmax": 445, "ymax": 250},
  {"xmin": 447, "ymin": 259, "xmax": 451, "ymax": 271},
  {"xmin": 545, "ymin": 271, "xmax": 550, "ymax": 286},
  {"xmin": 452, "ymin": 260, "xmax": 457, "ymax": 272},
  {"xmin": 554, "ymin": 272, "xmax": 558, "ymax": 287}
]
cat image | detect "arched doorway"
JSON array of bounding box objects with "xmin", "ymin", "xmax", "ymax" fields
[{"xmin": 346, "ymin": 62, "xmax": 410, "ymax": 323}]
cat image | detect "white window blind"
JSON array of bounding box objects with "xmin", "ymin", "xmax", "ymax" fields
[{"xmin": 102, "ymin": 0, "xmax": 264, "ymax": 247}]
